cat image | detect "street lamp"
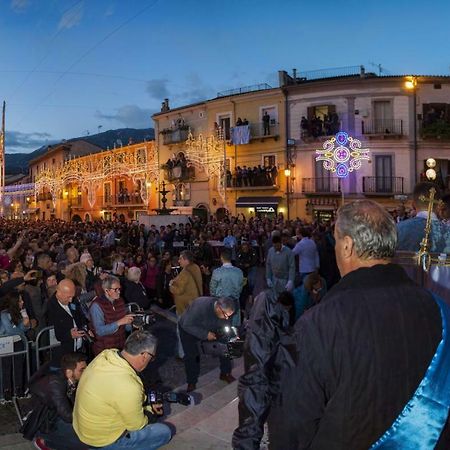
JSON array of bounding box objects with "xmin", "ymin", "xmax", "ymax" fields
[
  {"xmin": 285, "ymin": 167, "xmax": 291, "ymax": 220},
  {"xmin": 405, "ymin": 76, "xmax": 418, "ymax": 182}
]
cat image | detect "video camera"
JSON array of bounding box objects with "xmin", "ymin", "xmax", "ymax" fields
[
  {"xmin": 201, "ymin": 325, "xmax": 245, "ymax": 359},
  {"xmin": 81, "ymin": 325, "xmax": 94, "ymax": 345},
  {"xmin": 148, "ymin": 390, "xmax": 194, "ymax": 406},
  {"xmin": 125, "ymin": 304, "xmax": 156, "ymax": 329},
  {"xmin": 132, "ymin": 312, "xmax": 156, "ymax": 329}
]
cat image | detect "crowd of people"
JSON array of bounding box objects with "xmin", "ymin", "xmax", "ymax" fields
[
  {"xmin": 226, "ymin": 165, "xmax": 278, "ymax": 187},
  {"xmin": 162, "ymin": 152, "xmax": 193, "ymax": 180},
  {"xmin": 0, "ymin": 179, "xmax": 448, "ymax": 449},
  {"xmin": 300, "ymin": 113, "xmax": 340, "ymax": 139}
]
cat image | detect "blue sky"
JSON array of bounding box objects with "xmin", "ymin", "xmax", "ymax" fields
[{"xmin": 2, "ymin": 0, "xmax": 450, "ymax": 153}]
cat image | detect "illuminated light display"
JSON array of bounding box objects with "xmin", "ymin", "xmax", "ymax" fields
[{"xmin": 315, "ymin": 131, "xmax": 370, "ymax": 178}]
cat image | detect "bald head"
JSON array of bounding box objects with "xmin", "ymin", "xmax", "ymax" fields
[{"xmin": 56, "ymin": 278, "xmax": 76, "ymax": 305}]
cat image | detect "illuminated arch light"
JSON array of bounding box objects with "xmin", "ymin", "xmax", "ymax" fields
[{"xmin": 316, "ymin": 131, "xmax": 370, "ymax": 178}]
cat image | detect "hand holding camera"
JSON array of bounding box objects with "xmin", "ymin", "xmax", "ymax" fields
[{"xmin": 117, "ymin": 314, "xmax": 135, "ymax": 327}]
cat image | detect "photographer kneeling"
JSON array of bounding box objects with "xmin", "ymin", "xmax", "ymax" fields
[
  {"xmin": 179, "ymin": 296, "xmax": 236, "ymax": 392},
  {"xmin": 73, "ymin": 330, "xmax": 172, "ymax": 450}
]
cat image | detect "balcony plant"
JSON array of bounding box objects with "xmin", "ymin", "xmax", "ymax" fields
[{"xmin": 421, "ymin": 120, "xmax": 450, "ymax": 140}]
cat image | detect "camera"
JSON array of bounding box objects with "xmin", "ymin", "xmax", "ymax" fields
[
  {"xmin": 132, "ymin": 312, "xmax": 156, "ymax": 329},
  {"xmin": 201, "ymin": 326, "xmax": 245, "ymax": 359},
  {"xmin": 81, "ymin": 325, "xmax": 94, "ymax": 344},
  {"xmin": 171, "ymin": 266, "xmax": 181, "ymax": 277},
  {"xmin": 148, "ymin": 390, "xmax": 194, "ymax": 406}
]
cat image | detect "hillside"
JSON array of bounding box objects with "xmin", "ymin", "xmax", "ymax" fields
[{"xmin": 5, "ymin": 127, "xmax": 154, "ymax": 174}]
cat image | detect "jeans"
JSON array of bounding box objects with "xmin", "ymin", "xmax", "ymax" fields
[
  {"xmin": 39, "ymin": 418, "xmax": 87, "ymax": 450},
  {"xmin": 180, "ymin": 327, "xmax": 231, "ymax": 385},
  {"xmin": 98, "ymin": 423, "xmax": 172, "ymax": 450}
]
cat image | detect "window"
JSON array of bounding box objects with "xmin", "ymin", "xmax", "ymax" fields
[
  {"xmin": 315, "ymin": 160, "xmax": 331, "ymax": 192},
  {"xmin": 217, "ymin": 113, "xmax": 232, "ymax": 140},
  {"xmin": 261, "ymin": 106, "xmax": 278, "ymax": 125},
  {"xmin": 375, "ymin": 155, "xmax": 393, "ymax": 192},
  {"xmin": 262, "ymin": 154, "xmax": 276, "ymax": 167},
  {"xmin": 306, "ymin": 105, "xmax": 339, "ymax": 136},
  {"xmin": 373, "ymin": 100, "xmax": 393, "ymax": 133},
  {"xmin": 104, "ymin": 182, "xmax": 112, "ymax": 203}
]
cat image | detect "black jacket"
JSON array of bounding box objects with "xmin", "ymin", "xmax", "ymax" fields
[
  {"xmin": 47, "ymin": 294, "xmax": 87, "ymax": 365},
  {"xmin": 267, "ymin": 264, "xmax": 450, "ymax": 450},
  {"xmin": 232, "ymin": 289, "xmax": 294, "ymax": 450},
  {"xmin": 123, "ymin": 279, "xmax": 150, "ymax": 309}
]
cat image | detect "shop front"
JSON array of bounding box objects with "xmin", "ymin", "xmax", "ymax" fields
[{"xmin": 236, "ymin": 196, "xmax": 282, "ymax": 219}]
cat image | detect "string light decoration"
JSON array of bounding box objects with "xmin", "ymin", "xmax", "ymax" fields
[
  {"xmin": 315, "ymin": 131, "xmax": 370, "ymax": 178},
  {"xmin": 34, "ymin": 143, "xmax": 159, "ymax": 208},
  {"xmin": 185, "ymin": 130, "xmax": 226, "ymax": 201}
]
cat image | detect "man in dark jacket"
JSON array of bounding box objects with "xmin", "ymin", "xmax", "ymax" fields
[
  {"xmin": 179, "ymin": 296, "xmax": 235, "ymax": 392},
  {"xmin": 27, "ymin": 352, "xmax": 88, "ymax": 450},
  {"xmin": 232, "ymin": 290, "xmax": 295, "ymax": 450},
  {"xmin": 266, "ymin": 200, "xmax": 450, "ymax": 449},
  {"xmin": 48, "ymin": 279, "xmax": 89, "ymax": 367}
]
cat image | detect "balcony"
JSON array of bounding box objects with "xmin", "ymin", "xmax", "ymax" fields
[
  {"xmin": 420, "ymin": 121, "xmax": 450, "ymax": 140},
  {"xmin": 102, "ymin": 193, "xmax": 145, "ymax": 207},
  {"xmin": 362, "ymin": 177, "xmax": 404, "ymax": 195},
  {"xmin": 162, "ymin": 165, "xmax": 195, "ymax": 182},
  {"xmin": 161, "ymin": 127, "xmax": 190, "ymax": 145},
  {"xmin": 361, "ymin": 119, "xmax": 403, "ymax": 137},
  {"xmin": 249, "ymin": 122, "xmax": 280, "ymax": 140},
  {"xmin": 301, "ymin": 178, "xmax": 341, "ymax": 195},
  {"xmin": 37, "ymin": 193, "xmax": 52, "ymax": 201}
]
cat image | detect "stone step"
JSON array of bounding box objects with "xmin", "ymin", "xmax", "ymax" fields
[
  {"xmin": 164, "ymin": 358, "xmax": 243, "ymax": 420},
  {"xmin": 0, "ymin": 433, "xmax": 33, "ymax": 449},
  {"xmin": 163, "ymin": 397, "xmax": 239, "ymax": 449}
]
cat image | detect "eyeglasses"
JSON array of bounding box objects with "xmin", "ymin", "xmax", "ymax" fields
[
  {"xmin": 218, "ymin": 304, "xmax": 233, "ymax": 320},
  {"xmin": 108, "ymin": 287, "xmax": 121, "ymax": 292},
  {"xmin": 142, "ymin": 351, "xmax": 155, "ymax": 360}
]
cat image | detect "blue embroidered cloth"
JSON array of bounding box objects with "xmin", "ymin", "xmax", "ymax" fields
[{"xmin": 371, "ymin": 294, "xmax": 450, "ymax": 449}]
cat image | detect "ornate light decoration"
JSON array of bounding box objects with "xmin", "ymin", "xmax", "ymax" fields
[
  {"xmin": 185, "ymin": 130, "xmax": 226, "ymax": 201},
  {"xmin": 34, "ymin": 143, "xmax": 159, "ymax": 208},
  {"xmin": 315, "ymin": 131, "xmax": 370, "ymax": 178}
]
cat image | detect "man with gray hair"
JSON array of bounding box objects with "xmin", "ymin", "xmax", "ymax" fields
[
  {"xmin": 89, "ymin": 275, "xmax": 134, "ymax": 355},
  {"xmin": 179, "ymin": 296, "xmax": 236, "ymax": 392},
  {"xmin": 263, "ymin": 200, "xmax": 450, "ymax": 450},
  {"xmin": 74, "ymin": 330, "xmax": 172, "ymax": 449}
]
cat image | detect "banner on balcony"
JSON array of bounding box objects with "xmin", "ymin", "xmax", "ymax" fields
[
  {"xmin": 231, "ymin": 125, "xmax": 251, "ymax": 145},
  {"xmin": 315, "ymin": 131, "xmax": 370, "ymax": 178}
]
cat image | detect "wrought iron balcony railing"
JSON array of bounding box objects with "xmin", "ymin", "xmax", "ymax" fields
[
  {"xmin": 362, "ymin": 176, "xmax": 404, "ymax": 194},
  {"xmin": 361, "ymin": 119, "xmax": 403, "ymax": 135},
  {"xmin": 162, "ymin": 128, "xmax": 190, "ymax": 145},
  {"xmin": 301, "ymin": 177, "xmax": 341, "ymax": 194}
]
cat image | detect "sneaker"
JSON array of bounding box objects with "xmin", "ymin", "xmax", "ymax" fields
[
  {"xmin": 33, "ymin": 437, "xmax": 51, "ymax": 450},
  {"xmin": 219, "ymin": 373, "xmax": 236, "ymax": 383}
]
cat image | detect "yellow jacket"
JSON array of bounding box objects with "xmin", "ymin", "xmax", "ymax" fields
[{"xmin": 73, "ymin": 349, "xmax": 147, "ymax": 447}]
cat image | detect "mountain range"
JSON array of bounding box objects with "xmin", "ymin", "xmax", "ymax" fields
[{"xmin": 5, "ymin": 127, "xmax": 155, "ymax": 175}]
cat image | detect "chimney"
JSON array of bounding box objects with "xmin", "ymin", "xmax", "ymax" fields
[{"xmin": 360, "ymin": 65, "xmax": 366, "ymax": 78}]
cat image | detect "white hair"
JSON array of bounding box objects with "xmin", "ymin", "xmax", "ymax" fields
[{"xmin": 127, "ymin": 266, "xmax": 141, "ymax": 282}]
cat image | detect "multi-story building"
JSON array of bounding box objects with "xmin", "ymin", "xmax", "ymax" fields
[
  {"xmin": 280, "ymin": 67, "xmax": 450, "ymax": 221},
  {"xmin": 2, "ymin": 174, "xmax": 34, "ymax": 219},
  {"xmin": 152, "ymin": 85, "xmax": 289, "ymax": 219},
  {"xmin": 31, "ymin": 140, "xmax": 158, "ymax": 221}
]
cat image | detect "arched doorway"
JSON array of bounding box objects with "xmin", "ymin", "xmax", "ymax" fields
[
  {"xmin": 84, "ymin": 213, "xmax": 91, "ymax": 222},
  {"xmin": 72, "ymin": 214, "xmax": 82, "ymax": 223}
]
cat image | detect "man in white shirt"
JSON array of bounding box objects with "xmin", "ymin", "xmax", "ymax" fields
[{"xmin": 292, "ymin": 228, "xmax": 320, "ymax": 284}]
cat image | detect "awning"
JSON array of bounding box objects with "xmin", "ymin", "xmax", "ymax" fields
[{"xmin": 236, "ymin": 196, "xmax": 282, "ymax": 207}]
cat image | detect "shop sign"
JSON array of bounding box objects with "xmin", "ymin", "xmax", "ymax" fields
[{"xmin": 256, "ymin": 206, "xmax": 276, "ymax": 213}]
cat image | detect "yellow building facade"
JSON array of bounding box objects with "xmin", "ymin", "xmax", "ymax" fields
[{"xmin": 152, "ymin": 86, "xmax": 290, "ymax": 219}]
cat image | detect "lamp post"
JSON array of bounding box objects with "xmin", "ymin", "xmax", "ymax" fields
[
  {"xmin": 405, "ymin": 77, "xmax": 418, "ymax": 183},
  {"xmin": 284, "ymin": 167, "xmax": 291, "ymax": 220}
]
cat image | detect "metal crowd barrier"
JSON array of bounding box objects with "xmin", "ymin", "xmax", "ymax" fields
[
  {"xmin": 0, "ymin": 333, "xmax": 30, "ymax": 401},
  {"xmin": 35, "ymin": 326, "xmax": 60, "ymax": 371}
]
